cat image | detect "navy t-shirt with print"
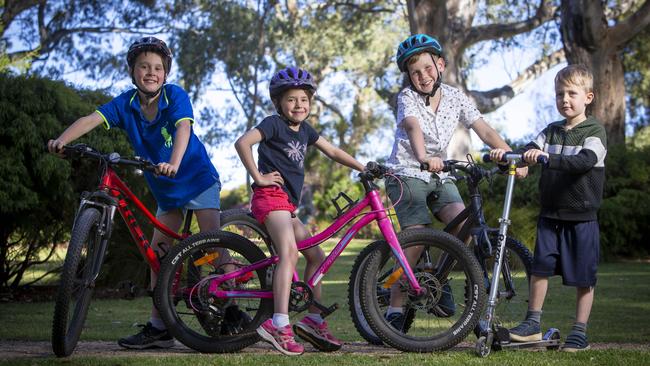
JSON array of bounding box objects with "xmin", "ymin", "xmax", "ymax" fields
[{"xmin": 255, "ymin": 115, "xmax": 320, "ymax": 205}]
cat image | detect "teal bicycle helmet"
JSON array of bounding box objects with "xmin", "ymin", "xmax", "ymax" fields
[
  {"xmin": 396, "ymin": 34, "xmax": 443, "ymax": 72},
  {"xmin": 396, "ymin": 34, "xmax": 444, "ymax": 105}
]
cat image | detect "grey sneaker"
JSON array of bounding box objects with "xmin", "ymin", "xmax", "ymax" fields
[
  {"xmin": 562, "ymin": 332, "xmax": 590, "ymax": 352},
  {"xmin": 117, "ymin": 322, "xmax": 175, "ymax": 349},
  {"xmin": 509, "ymin": 319, "xmax": 542, "ymax": 342}
]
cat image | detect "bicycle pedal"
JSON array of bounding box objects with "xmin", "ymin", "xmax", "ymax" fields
[{"xmin": 315, "ymin": 302, "xmax": 339, "ymax": 318}]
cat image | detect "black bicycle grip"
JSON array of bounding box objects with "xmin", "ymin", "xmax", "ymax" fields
[{"xmin": 420, "ymin": 161, "xmax": 452, "ymax": 172}]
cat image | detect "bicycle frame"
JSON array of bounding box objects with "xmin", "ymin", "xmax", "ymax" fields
[
  {"xmin": 208, "ymin": 184, "xmax": 424, "ymax": 300},
  {"xmin": 83, "ymin": 165, "xmax": 188, "ymax": 274}
]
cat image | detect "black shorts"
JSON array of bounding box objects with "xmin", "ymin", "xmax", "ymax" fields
[{"xmin": 532, "ymin": 217, "xmax": 600, "ymax": 287}]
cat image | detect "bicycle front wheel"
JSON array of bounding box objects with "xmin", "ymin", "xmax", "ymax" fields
[
  {"xmin": 155, "ymin": 230, "xmax": 273, "ymax": 353},
  {"xmin": 357, "ymin": 228, "xmax": 485, "ymax": 352},
  {"xmin": 52, "ymin": 207, "xmax": 104, "ymax": 357}
]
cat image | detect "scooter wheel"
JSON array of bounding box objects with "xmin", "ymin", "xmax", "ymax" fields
[{"xmin": 476, "ymin": 336, "xmax": 491, "ymax": 357}]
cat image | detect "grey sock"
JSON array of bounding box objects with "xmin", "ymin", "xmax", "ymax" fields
[
  {"xmin": 571, "ymin": 322, "xmax": 587, "ymax": 335},
  {"xmin": 525, "ymin": 310, "xmax": 542, "ymax": 324}
]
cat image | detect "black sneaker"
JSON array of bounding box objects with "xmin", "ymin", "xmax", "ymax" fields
[
  {"xmin": 117, "ymin": 322, "xmax": 175, "ymax": 349},
  {"xmin": 430, "ymin": 283, "xmax": 456, "ymax": 317},
  {"xmin": 385, "ymin": 312, "xmax": 406, "ymax": 332},
  {"xmin": 220, "ymin": 304, "xmax": 253, "ymax": 335}
]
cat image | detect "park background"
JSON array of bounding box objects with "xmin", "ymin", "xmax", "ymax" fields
[{"xmin": 0, "ymin": 1, "xmax": 649, "ymax": 363}]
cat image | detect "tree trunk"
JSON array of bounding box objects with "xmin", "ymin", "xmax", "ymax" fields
[{"xmin": 560, "ymin": 0, "xmax": 626, "ymax": 146}]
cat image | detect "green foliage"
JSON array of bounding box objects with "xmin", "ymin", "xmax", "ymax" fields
[
  {"xmin": 0, "ymin": 74, "xmax": 153, "ymax": 290},
  {"xmin": 220, "ymin": 184, "xmax": 251, "ymax": 210},
  {"xmin": 599, "ymin": 144, "xmax": 650, "ymax": 259}
]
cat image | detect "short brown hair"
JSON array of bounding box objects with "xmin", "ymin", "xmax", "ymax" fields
[
  {"xmin": 406, "ymin": 52, "xmax": 444, "ymax": 70},
  {"xmin": 555, "ymin": 64, "xmax": 593, "ymax": 93}
]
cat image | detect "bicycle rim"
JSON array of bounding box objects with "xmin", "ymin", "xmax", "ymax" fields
[
  {"xmin": 358, "ymin": 228, "xmax": 485, "ymax": 352},
  {"xmin": 155, "ymin": 231, "xmax": 273, "ymax": 353},
  {"xmin": 52, "ymin": 207, "xmax": 102, "ymax": 357}
]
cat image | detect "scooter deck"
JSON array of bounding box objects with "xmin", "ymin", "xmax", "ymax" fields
[{"xmin": 493, "ymin": 327, "xmax": 561, "ymax": 351}]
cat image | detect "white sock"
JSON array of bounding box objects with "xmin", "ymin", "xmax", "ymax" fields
[
  {"xmin": 149, "ymin": 317, "xmax": 166, "ymax": 330},
  {"xmin": 305, "ymin": 312, "xmax": 324, "ymax": 324},
  {"xmin": 387, "ymin": 306, "xmax": 403, "ymax": 316},
  {"xmin": 272, "ymin": 313, "xmax": 290, "ymax": 328}
]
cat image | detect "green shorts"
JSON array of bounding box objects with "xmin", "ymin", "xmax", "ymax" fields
[{"xmin": 385, "ymin": 175, "xmax": 463, "ymax": 229}]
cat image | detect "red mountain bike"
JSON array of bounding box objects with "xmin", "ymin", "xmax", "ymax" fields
[{"xmin": 51, "ymin": 144, "xmax": 197, "ymax": 357}]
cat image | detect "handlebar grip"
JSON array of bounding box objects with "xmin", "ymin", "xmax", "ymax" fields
[
  {"xmin": 420, "ymin": 162, "xmax": 452, "ymax": 172},
  {"xmin": 483, "ymin": 153, "xmax": 548, "ymax": 165}
]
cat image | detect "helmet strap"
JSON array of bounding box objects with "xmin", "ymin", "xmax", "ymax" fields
[
  {"xmin": 131, "ymin": 72, "xmax": 166, "ymax": 102},
  {"xmin": 279, "ymin": 114, "xmax": 302, "ymax": 127}
]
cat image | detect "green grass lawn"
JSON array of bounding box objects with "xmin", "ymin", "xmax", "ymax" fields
[{"xmin": 1, "ymin": 240, "xmax": 649, "ymax": 365}]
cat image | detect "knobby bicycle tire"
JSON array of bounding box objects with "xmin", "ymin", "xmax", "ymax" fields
[
  {"xmin": 220, "ymin": 208, "xmax": 274, "ymax": 255},
  {"xmin": 52, "ymin": 207, "xmax": 103, "ymax": 357},
  {"xmin": 357, "ymin": 228, "xmax": 486, "ymax": 352},
  {"xmin": 155, "ymin": 230, "xmax": 274, "ymax": 353}
]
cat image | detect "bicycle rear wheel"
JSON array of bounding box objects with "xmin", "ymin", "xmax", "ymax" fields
[
  {"xmin": 357, "ymin": 228, "xmax": 485, "ymax": 352},
  {"xmin": 52, "ymin": 207, "xmax": 104, "ymax": 357},
  {"xmin": 220, "ymin": 209, "xmax": 274, "ymax": 255},
  {"xmin": 155, "ymin": 230, "xmax": 273, "ymax": 353}
]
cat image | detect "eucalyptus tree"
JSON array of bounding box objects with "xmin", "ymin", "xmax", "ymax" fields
[
  {"xmin": 0, "ymin": 0, "xmax": 168, "ymax": 79},
  {"xmin": 405, "ymin": 0, "xmax": 562, "ymax": 157},
  {"xmin": 560, "ymin": 0, "xmax": 650, "ymax": 146}
]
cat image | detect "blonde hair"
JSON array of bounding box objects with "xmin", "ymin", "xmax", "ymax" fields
[{"xmin": 555, "ymin": 64, "xmax": 593, "ymax": 93}]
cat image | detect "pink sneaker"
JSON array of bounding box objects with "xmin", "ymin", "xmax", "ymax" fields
[
  {"xmin": 256, "ymin": 319, "xmax": 304, "ymax": 356},
  {"xmin": 293, "ymin": 317, "xmax": 342, "ymax": 352}
]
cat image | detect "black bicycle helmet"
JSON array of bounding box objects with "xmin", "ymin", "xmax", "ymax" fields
[{"xmin": 127, "ymin": 36, "xmax": 173, "ymax": 74}]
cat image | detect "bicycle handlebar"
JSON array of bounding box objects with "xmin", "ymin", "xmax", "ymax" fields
[
  {"xmin": 482, "ymin": 153, "xmax": 548, "ymax": 165},
  {"xmin": 419, "ymin": 160, "xmax": 500, "ymax": 182},
  {"xmin": 62, "ymin": 144, "xmax": 158, "ymax": 173}
]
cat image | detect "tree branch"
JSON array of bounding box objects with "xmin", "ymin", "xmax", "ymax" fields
[
  {"xmin": 469, "ymin": 48, "xmax": 565, "ymax": 112},
  {"xmin": 466, "ymin": 0, "xmax": 557, "ymax": 45},
  {"xmin": 608, "ymin": 0, "xmax": 650, "ymax": 47},
  {"xmin": 314, "ymin": 95, "xmax": 346, "ymax": 122},
  {"xmin": 0, "ymin": 0, "xmax": 42, "ymax": 37}
]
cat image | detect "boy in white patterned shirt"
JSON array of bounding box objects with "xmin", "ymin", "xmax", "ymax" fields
[{"xmin": 383, "ymin": 34, "xmax": 525, "ymax": 329}]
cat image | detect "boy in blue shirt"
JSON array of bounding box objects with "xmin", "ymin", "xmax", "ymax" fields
[
  {"xmin": 48, "ymin": 37, "xmax": 222, "ymax": 349},
  {"xmin": 492, "ymin": 64, "xmax": 607, "ymax": 352}
]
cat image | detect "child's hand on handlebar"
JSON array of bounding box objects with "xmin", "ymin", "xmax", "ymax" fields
[
  {"xmin": 47, "ymin": 139, "xmax": 66, "ymax": 157},
  {"xmin": 488, "ymin": 148, "xmax": 508, "ymax": 163},
  {"xmin": 421, "ymin": 156, "xmax": 444, "ymax": 173},
  {"xmin": 156, "ymin": 162, "xmax": 179, "ymax": 178},
  {"xmin": 523, "ymin": 149, "xmax": 549, "ymax": 166}
]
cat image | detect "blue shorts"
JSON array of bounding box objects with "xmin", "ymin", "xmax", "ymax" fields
[
  {"xmin": 532, "ymin": 217, "xmax": 600, "ymax": 287},
  {"xmin": 156, "ymin": 181, "xmax": 221, "ymax": 217}
]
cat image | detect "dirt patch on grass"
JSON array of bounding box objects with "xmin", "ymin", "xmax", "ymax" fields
[{"xmin": 2, "ymin": 340, "xmax": 648, "ymax": 360}]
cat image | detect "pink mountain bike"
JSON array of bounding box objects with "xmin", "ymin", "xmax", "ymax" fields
[{"xmin": 154, "ymin": 162, "xmax": 486, "ymax": 352}]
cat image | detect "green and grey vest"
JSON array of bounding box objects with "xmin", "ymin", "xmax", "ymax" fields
[{"xmin": 526, "ymin": 116, "xmax": 607, "ymax": 221}]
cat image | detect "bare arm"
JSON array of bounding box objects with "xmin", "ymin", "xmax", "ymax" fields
[
  {"xmin": 158, "ymin": 120, "xmax": 191, "ymax": 177},
  {"xmin": 234, "ymin": 129, "xmax": 284, "ymax": 187},
  {"xmin": 471, "ymin": 118, "xmax": 510, "ymax": 150},
  {"xmin": 403, "ymin": 116, "xmax": 444, "ymax": 172},
  {"xmin": 47, "ymin": 112, "xmax": 104, "ymax": 154},
  {"xmin": 313, "ymin": 137, "xmax": 365, "ymax": 171}
]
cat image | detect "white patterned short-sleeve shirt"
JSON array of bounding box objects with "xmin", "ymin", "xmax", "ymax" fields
[{"xmin": 386, "ymin": 84, "xmax": 482, "ymax": 182}]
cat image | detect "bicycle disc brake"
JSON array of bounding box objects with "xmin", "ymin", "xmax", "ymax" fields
[
  {"xmin": 407, "ymin": 272, "xmax": 442, "ymax": 312},
  {"xmin": 288, "ymin": 281, "xmax": 313, "ymax": 313}
]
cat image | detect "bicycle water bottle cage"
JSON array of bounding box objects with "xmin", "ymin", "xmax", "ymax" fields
[{"xmin": 331, "ymin": 192, "xmax": 358, "ymax": 218}]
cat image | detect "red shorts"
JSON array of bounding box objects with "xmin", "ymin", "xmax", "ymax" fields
[{"xmin": 250, "ymin": 186, "xmax": 297, "ymax": 224}]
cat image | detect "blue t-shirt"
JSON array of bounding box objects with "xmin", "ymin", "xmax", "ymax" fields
[
  {"xmin": 255, "ymin": 115, "xmax": 320, "ymax": 205},
  {"xmin": 96, "ymin": 84, "xmax": 220, "ymax": 211}
]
